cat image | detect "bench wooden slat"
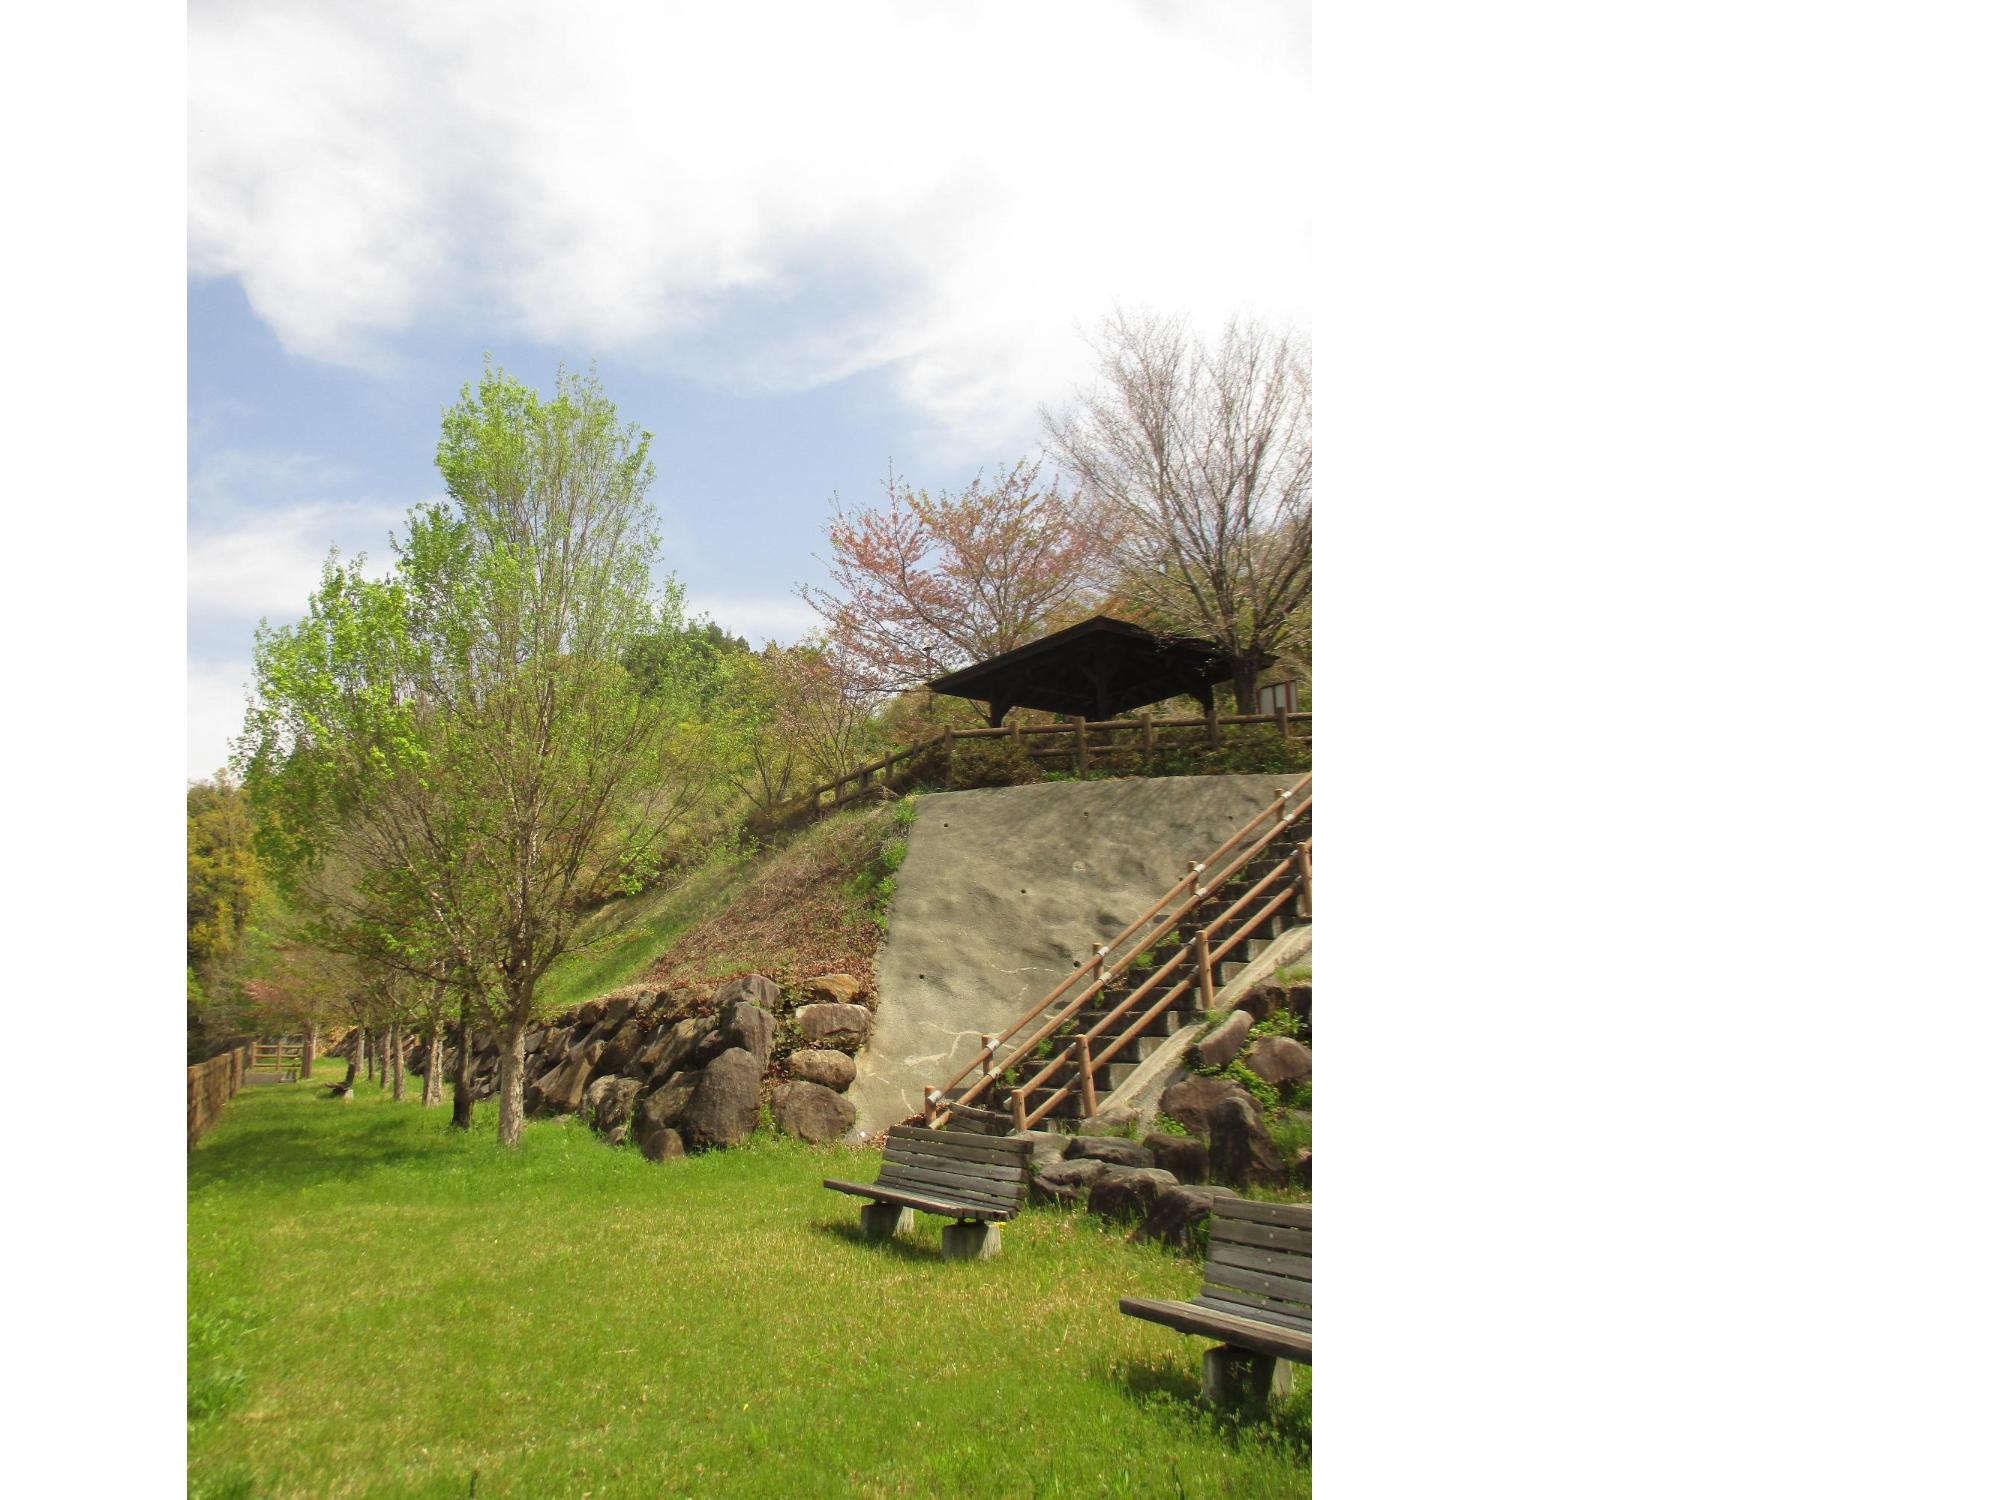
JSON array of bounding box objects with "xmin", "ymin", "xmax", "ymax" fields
[
  {"xmin": 883, "ymin": 1141, "xmax": 1029, "ymax": 1183},
  {"xmin": 823, "ymin": 1178, "xmax": 1012, "ymax": 1222},
  {"xmin": 885, "ymin": 1126, "xmax": 1032, "ymax": 1166},
  {"xmin": 1191, "ymin": 1290, "xmax": 1313, "ymax": 1333},
  {"xmin": 1211, "ymin": 1197, "xmax": 1312, "ymax": 1230},
  {"xmin": 1209, "ymin": 1217, "xmax": 1313, "ymax": 1255},
  {"xmin": 1206, "ymin": 1238, "xmax": 1311, "ymax": 1282},
  {"xmin": 1203, "ymin": 1259, "xmax": 1313, "ymax": 1308},
  {"xmin": 877, "ymin": 1161, "xmax": 1021, "ymax": 1210},
  {"xmin": 1120, "ymin": 1297, "xmax": 1313, "ymax": 1364}
]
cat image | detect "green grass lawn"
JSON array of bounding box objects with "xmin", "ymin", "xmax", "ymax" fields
[{"xmin": 189, "ymin": 1074, "xmax": 1311, "ymax": 1499}]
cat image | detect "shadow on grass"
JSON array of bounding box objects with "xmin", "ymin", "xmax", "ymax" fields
[
  {"xmin": 809, "ymin": 1217, "xmax": 963, "ymax": 1263},
  {"xmin": 188, "ymin": 1103, "xmax": 469, "ymax": 1196},
  {"xmin": 1108, "ymin": 1353, "xmax": 1314, "ymax": 1456}
]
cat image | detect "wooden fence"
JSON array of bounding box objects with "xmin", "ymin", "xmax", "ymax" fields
[
  {"xmin": 187, "ymin": 1043, "xmax": 253, "ymax": 1149},
  {"xmin": 764, "ymin": 708, "xmax": 1312, "ymax": 832}
]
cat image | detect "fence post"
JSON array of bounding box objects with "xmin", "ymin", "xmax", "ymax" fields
[
  {"xmin": 1141, "ymin": 710, "xmax": 1155, "ymax": 770},
  {"xmin": 1073, "ymin": 715, "xmax": 1088, "ymax": 775},
  {"xmin": 1196, "ymin": 929, "xmax": 1216, "ymax": 1010},
  {"xmin": 942, "ymin": 728, "xmax": 955, "ymax": 789},
  {"xmin": 1275, "ymin": 702, "xmax": 1289, "ymax": 739},
  {"xmin": 1078, "ymin": 1037, "xmax": 1097, "ymax": 1116},
  {"xmin": 1205, "ymin": 698, "xmax": 1221, "ymax": 750}
]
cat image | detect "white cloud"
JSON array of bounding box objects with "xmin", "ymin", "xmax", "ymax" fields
[
  {"xmin": 684, "ymin": 593, "xmax": 820, "ymax": 648},
  {"xmin": 187, "ymin": 447, "xmax": 407, "ymax": 618},
  {"xmin": 189, "ymin": 0, "xmax": 1311, "ymax": 455},
  {"xmin": 188, "ymin": 658, "xmax": 255, "ymax": 780}
]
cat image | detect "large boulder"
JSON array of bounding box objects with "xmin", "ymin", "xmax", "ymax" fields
[
  {"xmin": 803, "ymin": 972, "xmax": 864, "ymax": 1005},
  {"xmin": 1160, "ymin": 1075, "xmax": 1264, "ymax": 1137},
  {"xmin": 769, "ymin": 1081, "xmax": 856, "ymax": 1143},
  {"xmin": 634, "ymin": 1070, "xmax": 701, "ymax": 1136},
  {"xmin": 795, "ymin": 1003, "xmax": 872, "ymax": 1050},
  {"xmin": 712, "ymin": 974, "xmax": 783, "ymax": 1012},
  {"xmin": 1231, "ymin": 983, "xmax": 1287, "ymax": 1023},
  {"xmin": 1135, "ymin": 1184, "xmax": 1237, "ymax": 1251},
  {"xmin": 640, "ymin": 1127, "xmax": 685, "ymax": 1162},
  {"xmin": 1195, "ymin": 1011, "xmax": 1254, "ymax": 1068},
  {"xmin": 681, "ymin": 1048, "xmax": 762, "ymax": 1150},
  {"xmin": 1073, "ymin": 1106, "xmax": 1141, "ymax": 1137},
  {"xmin": 527, "ymin": 1042, "xmax": 603, "ymax": 1116},
  {"xmin": 1064, "ymin": 1136, "xmax": 1154, "ymax": 1170},
  {"xmin": 786, "ymin": 1049, "xmax": 856, "ymax": 1091},
  {"xmin": 1086, "ymin": 1166, "xmax": 1179, "ymax": 1221},
  {"xmin": 1017, "ymin": 1130, "xmax": 1069, "ymax": 1170},
  {"xmin": 696, "ymin": 999, "xmax": 776, "ymax": 1073},
  {"xmin": 585, "ymin": 1075, "xmax": 642, "ymax": 1141},
  {"xmin": 1029, "ymin": 1157, "xmax": 1109, "ymax": 1207},
  {"xmin": 1243, "ymin": 1035, "xmax": 1311, "ymax": 1090},
  {"xmin": 640, "ymin": 1017, "xmax": 714, "ymax": 1083},
  {"xmin": 1209, "ymin": 1097, "xmax": 1289, "ymax": 1189},
  {"xmin": 1143, "ymin": 1132, "xmax": 1210, "ymax": 1185},
  {"xmin": 595, "ymin": 1019, "xmax": 649, "ymax": 1078}
]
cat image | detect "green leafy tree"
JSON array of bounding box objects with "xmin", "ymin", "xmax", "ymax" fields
[{"xmin": 242, "ymin": 365, "xmax": 722, "ymax": 1146}]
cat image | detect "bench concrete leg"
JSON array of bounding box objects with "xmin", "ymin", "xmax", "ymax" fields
[
  {"xmin": 940, "ymin": 1220, "xmax": 1001, "ymax": 1261},
  {"xmin": 859, "ymin": 1203, "xmax": 912, "ymax": 1242},
  {"xmin": 1202, "ymin": 1345, "xmax": 1294, "ymax": 1408}
]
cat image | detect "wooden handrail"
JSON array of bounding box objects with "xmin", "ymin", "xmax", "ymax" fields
[
  {"xmin": 928, "ymin": 775, "xmax": 1310, "ymax": 1126},
  {"xmin": 1015, "ymin": 843, "xmax": 1311, "ymax": 1128},
  {"xmin": 931, "ymin": 776, "xmax": 1309, "ymax": 1112}
]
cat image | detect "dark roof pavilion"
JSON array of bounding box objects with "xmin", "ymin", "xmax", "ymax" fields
[{"xmin": 926, "ymin": 614, "xmax": 1233, "ymax": 726}]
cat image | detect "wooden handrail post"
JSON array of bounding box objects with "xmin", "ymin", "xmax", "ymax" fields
[
  {"xmin": 1078, "ymin": 1037, "xmax": 1098, "ymax": 1116},
  {"xmin": 980, "ymin": 1036, "xmax": 996, "ymax": 1076},
  {"xmin": 1012, "ymin": 1090, "xmax": 1028, "ymax": 1133},
  {"xmin": 1196, "ymin": 929, "xmax": 1216, "ymax": 1010},
  {"xmin": 1296, "ymin": 845, "xmax": 1312, "ymax": 919},
  {"xmin": 1073, "ymin": 714, "xmax": 1088, "ymax": 775}
]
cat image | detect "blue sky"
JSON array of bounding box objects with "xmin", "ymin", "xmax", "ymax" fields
[{"xmin": 186, "ymin": 0, "xmax": 1312, "ymax": 776}]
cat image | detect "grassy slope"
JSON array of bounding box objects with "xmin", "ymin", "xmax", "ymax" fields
[
  {"xmin": 534, "ymin": 803, "xmax": 900, "ymax": 1015},
  {"xmin": 189, "ymin": 1075, "xmax": 1310, "ymax": 1500}
]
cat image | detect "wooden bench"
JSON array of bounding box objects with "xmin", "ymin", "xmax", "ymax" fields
[
  {"xmin": 824, "ymin": 1125, "xmax": 1033, "ymax": 1260},
  {"xmin": 1120, "ymin": 1196, "xmax": 1311, "ymax": 1407}
]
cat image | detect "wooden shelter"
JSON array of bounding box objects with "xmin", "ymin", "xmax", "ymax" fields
[{"xmin": 927, "ymin": 615, "xmax": 1234, "ymax": 727}]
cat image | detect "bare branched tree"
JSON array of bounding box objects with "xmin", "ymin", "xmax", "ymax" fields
[{"xmin": 1042, "ymin": 309, "xmax": 1311, "ymax": 712}]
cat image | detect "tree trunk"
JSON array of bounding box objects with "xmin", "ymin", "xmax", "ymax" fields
[
  {"xmin": 496, "ymin": 1020, "xmax": 528, "ymax": 1147},
  {"xmin": 1231, "ymin": 657, "xmax": 1261, "ymax": 718},
  {"xmin": 422, "ymin": 1020, "xmax": 443, "ymax": 1107},
  {"xmin": 302, "ymin": 1021, "xmax": 317, "ymax": 1080},
  {"xmin": 451, "ymin": 1004, "xmax": 475, "ymax": 1131},
  {"xmin": 361, "ymin": 1028, "xmax": 373, "ymax": 1082},
  {"xmin": 342, "ymin": 1044, "xmax": 359, "ymax": 1089},
  {"xmin": 390, "ymin": 1024, "xmax": 406, "ymax": 1101}
]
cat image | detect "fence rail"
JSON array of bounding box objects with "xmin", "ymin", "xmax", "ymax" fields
[
  {"xmin": 764, "ymin": 708, "xmax": 1311, "ymax": 831},
  {"xmin": 187, "ymin": 1044, "xmax": 252, "ymax": 1149}
]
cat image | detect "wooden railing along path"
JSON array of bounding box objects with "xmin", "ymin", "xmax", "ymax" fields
[
  {"xmin": 187, "ymin": 1043, "xmax": 252, "ymax": 1149},
  {"xmin": 925, "ymin": 772, "xmax": 1311, "ymax": 1131},
  {"xmin": 770, "ymin": 707, "xmax": 1311, "ymax": 830}
]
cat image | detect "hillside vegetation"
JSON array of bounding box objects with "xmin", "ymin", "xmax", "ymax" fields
[{"xmin": 535, "ymin": 800, "xmax": 905, "ymax": 1015}]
